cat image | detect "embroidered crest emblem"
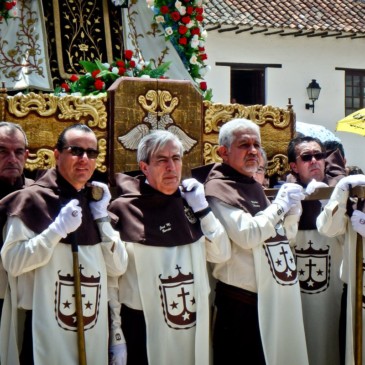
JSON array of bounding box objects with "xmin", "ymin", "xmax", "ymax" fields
[
  {"xmin": 159, "ymin": 265, "xmax": 196, "ymax": 330},
  {"xmin": 55, "ymin": 265, "xmax": 101, "ymax": 331},
  {"xmin": 295, "ymin": 240, "xmax": 330, "ymax": 294},
  {"xmin": 264, "ymin": 234, "xmax": 298, "ymax": 285}
]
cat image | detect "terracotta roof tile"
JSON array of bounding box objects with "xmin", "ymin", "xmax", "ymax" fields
[{"xmin": 205, "ymin": 0, "xmax": 365, "ymax": 35}]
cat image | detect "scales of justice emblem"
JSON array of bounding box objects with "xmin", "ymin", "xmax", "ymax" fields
[
  {"xmin": 263, "ymin": 233, "xmax": 298, "ymax": 285},
  {"xmin": 159, "ymin": 265, "xmax": 196, "ymax": 330},
  {"xmin": 295, "ymin": 240, "xmax": 330, "ymax": 294},
  {"xmin": 55, "ymin": 266, "xmax": 101, "ymax": 331}
]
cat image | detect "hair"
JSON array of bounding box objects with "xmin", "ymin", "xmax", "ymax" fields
[
  {"xmin": 287, "ymin": 135, "xmax": 325, "ymax": 163},
  {"xmin": 218, "ymin": 118, "xmax": 260, "ymax": 149},
  {"xmin": 0, "ymin": 121, "xmax": 28, "ymax": 147},
  {"xmin": 324, "ymin": 140, "xmax": 345, "ymax": 159},
  {"xmin": 137, "ymin": 130, "xmax": 183, "ymax": 163},
  {"xmin": 347, "ymin": 165, "xmax": 364, "ymax": 175},
  {"xmin": 259, "ymin": 148, "xmax": 268, "ymax": 168},
  {"xmin": 55, "ymin": 123, "xmax": 95, "ymax": 151}
]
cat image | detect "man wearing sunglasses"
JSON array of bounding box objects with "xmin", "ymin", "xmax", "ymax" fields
[
  {"xmin": 0, "ymin": 124, "xmax": 128, "ymax": 365},
  {"xmin": 287, "ymin": 135, "xmax": 343, "ymax": 365}
]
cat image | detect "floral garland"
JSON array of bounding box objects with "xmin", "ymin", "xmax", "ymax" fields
[
  {"xmin": 56, "ymin": 50, "xmax": 171, "ymax": 96},
  {"xmin": 147, "ymin": 0, "xmax": 212, "ymax": 99},
  {"xmin": 0, "ymin": 0, "xmax": 17, "ymax": 22}
]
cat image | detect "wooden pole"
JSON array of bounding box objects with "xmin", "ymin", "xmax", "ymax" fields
[
  {"xmin": 355, "ymin": 232, "xmax": 363, "ymax": 365},
  {"xmin": 72, "ymin": 239, "xmax": 87, "ymax": 365}
]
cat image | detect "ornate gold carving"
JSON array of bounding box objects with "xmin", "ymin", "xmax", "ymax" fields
[
  {"xmin": 267, "ymin": 154, "xmax": 290, "ymax": 176},
  {"xmin": 26, "ymin": 149, "xmax": 55, "ymax": 171},
  {"xmin": 96, "ymin": 138, "xmax": 107, "ymax": 173},
  {"xmin": 203, "ymin": 142, "xmax": 222, "ymax": 165},
  {"xmin": 7, "ymin": 92, "xmax": 59, "ymax": 117},
  {"xmin": 57, "ymin": 95, "xmax": 108, "ymax": 129},
  {"xmin": 118, "ymin": 88, "xmax": 197, "ymax": 153}
]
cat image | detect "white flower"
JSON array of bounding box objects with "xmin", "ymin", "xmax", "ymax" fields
[
  {"xmin": 190, "ymin": 55, "xmax": 198, "ymax": 65},
  {"xmin": 111, "ymin": 67, "xmax": 119, "ymax": 74},
  {"xmin": 178, "ymin": 6, "xmax": 186, "ymax": 15},
  {"xmin": 190, "ymin": 37, "xmax": 199, "ymax": 49},
  {"xmin": 140, "ymin": 75, "xmax": 151, "ymax": 79},
  {"xmin": 102, "ymin": 63, "xmax": 111, "ymax": 68},
  {"xmin": 195, "ymin": 0, "xmax": 203, "ymax": 6},
  {"xmin": 112, "ymin": 0, "xmax": 127, "ymax": 5},
  {"xmin": 155, "ymin": 15, "xmax": 165, "ymax": 23},
  {"xmin": 71, "ymin": 92, "xmax": 83, "ymax": 97},
  {"xmin": 175, "ymin": 1, "xmax": 182, "ymax": 9},
  {"xmin": 165, "ymin": 27, "xmax": 173, "ymax": 36},
  {"xmin": 199, "ymin": 65, "xmax": 211, "ymax": 77},
  {"xmin": 146, "ymin": 0, "xmax": 155, "ymax": 6},
  {"xmin": 9, "ymin": 7, "xmax": 18, "ymax": 17},
  {"xmin": 201, "ymin": 30, "xmax": 208, "ymax": 39},
  {"xmin": 186, "ymin": 21, "xmax": 194, "ymax": 28}
]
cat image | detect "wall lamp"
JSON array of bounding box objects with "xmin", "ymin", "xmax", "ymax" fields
[{"xmin": 305, "ymin": 79, "xmax": 321, "ymax": 113}]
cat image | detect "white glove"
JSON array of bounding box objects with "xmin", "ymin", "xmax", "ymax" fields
[
  {"xmin": 306, "ymin": 179, "xmax": 329, "ymax": 206},
  {"xmin": 49, "ymin": 199, "xmax": 82, "ymax": 238},
  {"xmin": 109, "ymin": 343, "xmax": 127, "ymax": 365},
  {"xmin": 287, "ymin": 199, "xmax": 302, "ymax": 217},
  {"xmin": 180, "ymin": 178, "xmax": 209, "ymax": 213},
  {"xmin": 273, "ymin": 183, "xmax": 305, "ymax": 214},
  {"xmin": 351, "ymin": 210, "xmax": 365, "ymax": 237},
  {"xmin": 89, "ymin": 181, "xmax": 112, "ymax": 220},
  {"xmin": 337, "ymin": 174, "xmax": 365, "ymax": 191}
]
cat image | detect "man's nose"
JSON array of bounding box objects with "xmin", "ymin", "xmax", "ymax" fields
[{"xmin": 166, "ymin": 158, "xmax": 175, "ymax": 170}]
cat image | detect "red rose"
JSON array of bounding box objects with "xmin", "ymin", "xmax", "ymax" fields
[
  {"xmin": 198, "ymin": 46, "xmax": 205, "ymax": 52},
  {"xmin": 5, "ymin": 2, "xmax": 14, "ymax": 10},
  {"xmin": 170, "ymin": 11, "xmax": 180, "ymax": 21},
  {"xmin": 191, "ymin": 28, "xmax": 200, "ymax": 36},
  {"xmin": 195, "ymin": 7, "xmax": 203, "ymax": 15},
  {"xmin": 181, "ymin": 16, "xmax": 191, "ymax": 24},
  {"xmin": 179, "ymin": 37, "xmax": 188, "ymax": 45},
  {"xmin": 94, "ymin": 79, "xmax": 105, "ymax": 90},
  {"xmin": 160, "ymin": 5, "xmax": 169, "ymax": 14},
  {"xmin": 196, "ymin": 14, "xmax": 203, "ymax": 22},
  {"xmin": 200, "ymin": 81, "xmax": 207, "ymax": 91},
  {"xmin": 124, "ymin": 50, "xmax": 133, "ymax": 60},
  {"xmin": 118, "ymin": 67, "xmax": 126, "ymax": 75},
  {"xmin": 61, "ymin": 83, "xmax": 70, "ymax": 92},
  {"xmin": 116, "ymin": 60, "xmax": 125, "ymax": 67},
  {"xmin": 129, "ymin": 60, "xmax": 136, "ymax": 68},
  {"xmin": 186, "ymin": 6, "xmax": 193, "ymax": 15},
  {"xmin": 91, "ymin": 70, "xmax": 101, "ymax": 78},
  {"xmin": 179, "ymin": 25, "xmax": 188, "ymax": 35},
  {"xmin": 70, "ymin": 74, "xmax": 79, "ymax": 82},
  {"xmin": 200, "ymin": 53, "xmax": 208, "ymax": 61}
]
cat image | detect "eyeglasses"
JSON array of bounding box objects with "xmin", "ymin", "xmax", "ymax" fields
[
  {"xmin": 62, "ymin": 146, "xmax": 99, "ymax": 159},
  {"xmin": 297, "ymin": 152, "xmax": 325, "ymax": 162}
]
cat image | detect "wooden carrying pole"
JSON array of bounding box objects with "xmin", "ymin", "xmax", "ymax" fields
[{"xmin": 72, "ymin": 240, "xmax": 87, "ymax": 365}]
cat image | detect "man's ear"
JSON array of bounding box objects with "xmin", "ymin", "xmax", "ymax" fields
[
  {"xmin": 218, "ymin": 145, "xmax": 228, "ymax": 162},
  {"xmin": 139, "ymin": 161, "xmax": 148, "ymax": 176},
  {"xmin": 289, "ymin": 162, "xmax": 298, "ymax": 174}
]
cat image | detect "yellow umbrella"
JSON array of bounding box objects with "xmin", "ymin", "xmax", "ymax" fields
[{"xmin": 336, "ymin": 108, "xmax": 365, "ymax": 136}]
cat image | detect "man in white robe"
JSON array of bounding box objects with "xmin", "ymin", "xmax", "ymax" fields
[{"xmin": 0, "ymin": 123, "xmax": 128, "ymax": 365}]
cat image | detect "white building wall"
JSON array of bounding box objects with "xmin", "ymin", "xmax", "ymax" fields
[{"xmin": 205, "ymin": 29, "xmax": 365, "ymax": 171}]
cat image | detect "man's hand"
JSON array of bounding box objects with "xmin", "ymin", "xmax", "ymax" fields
[
  {"xmin": 351, "ymin": 210, "xmax": 365, "ymax": 237},
  {"xmin": 337, "ymin": 174, "xmax": 365, "ymax": 191},
  {"xmin": 49, "ymin": 199, "xmax": 82, "ymax": 238},
  {"xmin": 89, "ymin": 181, "xmax": 112, "ymax": 220},
  {"xmin": 180, "ymin": 178, "xmax": 209, "ymax": 213},
  {"xmin": 306, "ymin": 179, "xmax": 329, "ymax": 206},
  {"xmin": 109, "ymin": 343, "xmax": 127, "ymax": 365},
  {"xmin": 273, "ymin": 183, "xmax": 305, "ymax": 214}
]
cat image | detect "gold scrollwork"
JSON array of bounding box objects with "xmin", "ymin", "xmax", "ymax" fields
[
  {"xmin": 26, "ymin": 149, "xmax": 56, "ymax": 171},
  {"xmin": 203, "ymin": 142, "xmax": 222, "ymax": 165},
  {"xmin": 138, "ymin": 89, "xmax": 179, "ymax": 115},
  {"xmin": 58, "ymin": 95, "xmax": 108, "ymax": 129},
  {"xmin": 7, "ymin": 92, "xmax": 59, "ymax": 117},
  {"xmin": 267, "ymin": 154, "xmax": 290, "ymax": 176},
  {"xmin": 96, "ymin": 138, "xmax": 107, "ymax": 173}
]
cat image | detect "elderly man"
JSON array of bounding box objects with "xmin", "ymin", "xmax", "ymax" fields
[
  {"xmin": 287, "ymin": 135, "xmax": 344, "ymax": 365},
  {"xmin": 0, "ymin": 122, "xmax": 33, "ymax": 323},
  {"xmin": 192, "ymin": 118, "xmax": 308, "ymax": 365},
  {"xmin": 0, "ymin": 123, "xmax": 128, "ymax": 365},
  {"xmin": 108, "ymin": 130, "xmax": 230, "ymax": 365}
]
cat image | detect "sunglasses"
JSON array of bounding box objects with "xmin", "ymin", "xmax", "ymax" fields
[
  {"xmin": 62, "ymin": 145, "xmax": 99, "ymax": 159},
  {"xmin": 297, "ymin": 152, "xmax": 325, "ymax": 162}
]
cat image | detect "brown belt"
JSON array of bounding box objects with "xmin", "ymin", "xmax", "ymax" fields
[{"xmin": 215, "ymin": 281, "xmax": 257, "ymax": 306}]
